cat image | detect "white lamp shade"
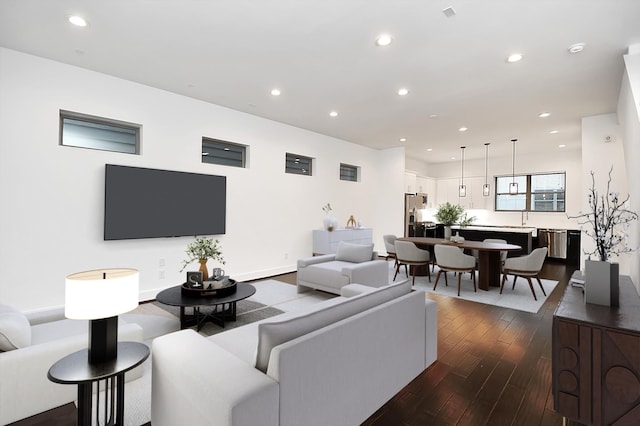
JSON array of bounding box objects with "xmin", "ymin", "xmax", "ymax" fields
[{"xmin": 65, "ymin": 268, "xmax": 139, "ymax": 320}]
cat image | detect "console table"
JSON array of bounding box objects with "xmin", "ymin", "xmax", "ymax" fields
[
  {"xmin": 552, "ymin": 275, "xmax": 640, "ymax": 425},
  {"xmin": 312, "ymin": 228, "xmax": 372, "ymax": 255}
]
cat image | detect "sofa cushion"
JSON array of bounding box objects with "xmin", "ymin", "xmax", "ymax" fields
[
  {"xmin": 255, "ymin": 279, "xmax": 411, "ymax": 372},
  {"xmin": 0, "ymin": 304, "xmax": 31, "ymax": 351},
  {"xmin": 334, "ymin": 241, "xmax": 374, "ymax": 263}
]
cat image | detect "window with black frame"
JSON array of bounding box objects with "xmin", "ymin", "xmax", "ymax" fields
[
  {"xmin": 202, "ymin": 138, "xmax": 247, "ymax": 168},
  {"xmin": 285, "ymin": 153, "xmax": 312, "ymax": 175},
  {"xmin": 495, "ymin": 172, "xmax": 565, "ymax": 212},
  {"xmin": 339, "ymin": 163, "xmax": 359, "ymax": 182}
]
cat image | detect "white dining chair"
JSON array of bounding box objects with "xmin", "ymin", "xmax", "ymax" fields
[
  {"xmin": 394, "ymin": 240, "xmax": 431, "ymax": 284},
  {"xmin": 500, "ymin": 247, "xmax": 548, "ymax": 300},
  {"xmin": 433, "ymin": 244, "xmax": 476, "ymax": 296}
]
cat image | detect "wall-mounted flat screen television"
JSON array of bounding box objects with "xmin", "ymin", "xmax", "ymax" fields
[{"xmin": 104, "ymin": 164, "xmax": 226, "ymax": 240}]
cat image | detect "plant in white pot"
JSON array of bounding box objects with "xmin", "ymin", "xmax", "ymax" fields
[
  {"xmin": 568, "ymin": 168, "xmax": 638, "ymax": 306},
  {"xmin": 180, "ymin": 236, "xmax": 225, "ymax": 281},
  {"xmin": 434, "ymin": 202, "xmax": 465, "ymax": 240}
]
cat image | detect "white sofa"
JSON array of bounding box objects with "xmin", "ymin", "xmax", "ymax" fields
[
  {"xmin": 151, "ymin": 279, "xmax": 438, "ymax": 426},
  {"xmin": 0, "ymin": 305, "xmax": 179, "ymax": 425},
  {"xmin": 297, "ymin": 241, "xmax": 389, "ymax": 294}
]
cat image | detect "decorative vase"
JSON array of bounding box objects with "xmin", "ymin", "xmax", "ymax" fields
[
  {"xmin": 323, "ymin": 215, "xmax": 337, "ymax": 232},
  {"xmin": 584, "ymin": 260, "xmax": 619, "ymax": 307},
  {"xmin": 198, "ymin": 259, "xmax": 209, "ymax": 281},
  {"xmin": 444, "ymin": 226, "xmax": 452, "ymax": 240}
]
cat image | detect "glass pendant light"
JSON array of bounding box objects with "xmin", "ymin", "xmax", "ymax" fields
[
  {"xmin": 482, "ymin": 142, "xmax": 491, "ymax": 196},
  {"xmin": 458, "ymin": 146, "xmax": 467, "ymax": 197},
  {"xmin": 509, "ymin": 139, "xmax": 518, "ymax": 194}
]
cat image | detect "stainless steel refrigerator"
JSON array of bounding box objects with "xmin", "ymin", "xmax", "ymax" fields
[{"xmin": 405, "ymin": 193, "xmax": 434, "ymax": 237}]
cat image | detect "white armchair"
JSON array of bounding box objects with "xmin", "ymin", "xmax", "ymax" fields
[
  {"xmin": 500, "ymin": 247, "xmax": 548, "ymax": 300},
  {"xmin": 297, "ymin": 241, "xmax": 389, "ymax": 294}
]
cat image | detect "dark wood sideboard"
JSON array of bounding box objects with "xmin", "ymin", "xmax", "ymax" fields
[{"xmin": 552, "ymin": 276, "xmax": 640, "ymax": 425}]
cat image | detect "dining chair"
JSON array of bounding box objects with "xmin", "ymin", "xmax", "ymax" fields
[
  {"xmin": 383, "ymin": 234, "xmax": 401, "ymax": 270},
  {"xmin": 500, "ymin": 247, "xmax": 548, "ymax": 300},
  {"xmin": 433, "ymin": 244, "xmax": 476, "ymax": 296},
  {"xmin": 394, "ymin": 240, "xmax": 431, "ymax": 284}
]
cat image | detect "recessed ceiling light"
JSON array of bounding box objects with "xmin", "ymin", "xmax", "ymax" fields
[
  {"xmin": 399, "ymin": 138, "xmax": 407, "ymax": 142},
  {"xmin": 329, "ymin": 111, "xmax": 338, "ymax": 117},
  {"xmin": 375, "ymin": 34, "xmax": 393, "ymax": 47},
  {"xmin": 270, "ymin": 88, "xmax": 281, "ymax": 96},
  {"xmin": 550, "ymin": 130, "xmax": 559, "ymax": 134},
  {"xmin": 68, "ymin": 15, "xmax": 88, "ymax": 27},
  {"xmin": 538, "ymin": 112, "xmax": 551, "ymax": 118},
  {"xmin": 559, "ymin": 144, "xmax": 566, "ymax": 148},
  {"xmin": 458, "ymin": 127, "xmax": 468, "ymax": 132},
  {"xmin": 427, "ymin": 148, "xmax": 433, "ymax": 152},
  {"xmin": 429, "ymin": 114, "xmax": 438, "ymax": 119},
  {"xmin": 568, "ymin": 43, "xmax": 585, "ymax": 54},
  {"xmin": 451, "ymin": 156, "xmax": 456, "ymax": 160},
  {"xmin": 507, "ymin": 53, "xmax": 523, "ymax": 63},
  {"xmin": 397, "ymin": 88, "xmax": 409, "ymax": 96}
]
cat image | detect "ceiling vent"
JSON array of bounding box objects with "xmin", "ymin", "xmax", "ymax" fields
[{"xmin": 442, "ymin": 7, "xmax": 456, "ymax": 18}]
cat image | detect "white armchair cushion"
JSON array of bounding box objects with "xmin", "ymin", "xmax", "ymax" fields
[
  {"xmin": 255, "ymin": 280, "xmax": 411, "ymax": 372},
  {"xmin": 0, "ymin": 304, "xmax": 31, "ymax": 351},
  {"xmin": 334, "ymin": 241, "xmax": 374, "ymax": 263},
  {"xmin": 504, "ymin": 247, "xmax": 547, "ymax": 274}
]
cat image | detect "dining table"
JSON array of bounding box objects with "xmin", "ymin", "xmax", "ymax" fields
[{"xmin": 397, "ymin": 237, "xmax": 522, "ymax": 290}]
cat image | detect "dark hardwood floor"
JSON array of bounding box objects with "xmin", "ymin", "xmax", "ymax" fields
[{"xmin": 12, "ymin": 261, "xmax": 581, "ymax": 426}]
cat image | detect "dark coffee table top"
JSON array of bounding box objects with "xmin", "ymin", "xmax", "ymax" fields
[{"xmin": 156, "ymin": 282, "xmax": 256, "ymax": 308}]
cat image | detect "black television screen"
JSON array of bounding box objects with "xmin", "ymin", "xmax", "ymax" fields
[{"xmin": 104, "ymin": 164, "xmax": 226, "ymax": 240}]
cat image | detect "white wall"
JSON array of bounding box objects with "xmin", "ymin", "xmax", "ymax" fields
[
  {"xmin": 0, "ymin": 48, "xmax": 404, "ymax": 311},
  {"xmin": 619, "ymin": 47, "xmax": 640, "ymax": 289},
  {"xmin": 581, "ymin": 113, "xmax": 630, "ymax": 274}
]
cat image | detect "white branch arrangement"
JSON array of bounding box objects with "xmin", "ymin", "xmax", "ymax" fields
[{"xmin": 567, "ymin": 167, "xmax": 638, "ymax": 261}]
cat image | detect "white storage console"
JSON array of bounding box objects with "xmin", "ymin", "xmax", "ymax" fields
[{"xmin": 312, "ymin": 228, "xmax": 373, "ymax": 254}]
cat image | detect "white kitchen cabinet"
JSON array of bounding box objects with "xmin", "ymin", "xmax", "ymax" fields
[{"xmin": 312, "ymin": 228, "xmax": 373, "ymax": 255}]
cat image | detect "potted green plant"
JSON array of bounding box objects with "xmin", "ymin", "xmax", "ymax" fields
[
  {"xmin": 434, "ymin": 202, "xmax": 465, "ymax": 240},
  {"xmin": 180, "ymin": 236, "xmax": 225, "ymax": 281}
]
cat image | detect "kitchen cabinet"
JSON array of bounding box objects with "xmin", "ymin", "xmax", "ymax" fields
[
  {"xmin": 435, "ymin": 176, "xmax": 486, "ymax": 209},
  {"xmin": 552, "ymin": 276, "xmax": 640, "ymax": 425}
]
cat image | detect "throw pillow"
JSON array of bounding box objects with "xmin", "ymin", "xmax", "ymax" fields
[
  {"xmin": 334, "ymin": 241, "xmax": 374, "ymax": 263},
  {"xmin": 0, "ymin": 304, "xmax": 31, "ymax": 352}
]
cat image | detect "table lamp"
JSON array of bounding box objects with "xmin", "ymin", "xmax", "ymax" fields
[{"xmin": 65, "ymin": 268, "xmax": 139, "ymax": 364}]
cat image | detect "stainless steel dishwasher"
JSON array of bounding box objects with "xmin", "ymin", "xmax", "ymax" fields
[{"xmin": 538, "ymin": 229, "xmax": 568, "ymax": 259}]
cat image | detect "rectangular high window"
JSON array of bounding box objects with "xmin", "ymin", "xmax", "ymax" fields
[
  {"xmin": 495, "ymin": 172, "xmax": 566, "ymax": 212},
  {"xmin": 60, "ymin": 110, "xmax": 140, "ymax": 154},
  {"xmin": 202, "ymin": 138, "xmax": 247, "ymax": 168},
  {"xmin": 285, "ymin": 153, "xmax": 312, "ymax": 176},
  {"xmin": 340, "ymin": 163, "xmax": 359, "ymax": 182}
]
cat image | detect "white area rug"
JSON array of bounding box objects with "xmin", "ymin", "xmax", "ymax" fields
[{"xmin": 388, "ymin": 262, "xmax": 558, "ymax": 313}]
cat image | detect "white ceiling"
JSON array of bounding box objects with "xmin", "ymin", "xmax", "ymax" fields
[{"xmin": 1, "ymin": 0, "xmax": 639, "ymax": 163}]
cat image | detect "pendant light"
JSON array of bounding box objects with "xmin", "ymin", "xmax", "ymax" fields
[
  {"xmin": 482, "ymin": 142, "xmax": 490, "ymax": 196},
  {"xmin": 509, "ymin": 139, "xmax": 518, "ymax": 194},
  {"xmin": 458, "ymin": 146, "xmax": 467, "ymax": 197}
]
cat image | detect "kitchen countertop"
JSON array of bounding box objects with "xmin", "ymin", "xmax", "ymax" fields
[{"xmin": 451, "ymin": 225, "xmax": 537, "ymax": 235}]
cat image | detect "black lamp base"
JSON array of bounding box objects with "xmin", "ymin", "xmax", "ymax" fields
[{"xmin": 89, "ymin": 316, "xmax": 118, "ymax": 364}]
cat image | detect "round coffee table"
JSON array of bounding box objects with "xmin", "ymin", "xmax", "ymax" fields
[{"xmin": 156, "ymin": 282, "xmax": 256, "ymax": 330}]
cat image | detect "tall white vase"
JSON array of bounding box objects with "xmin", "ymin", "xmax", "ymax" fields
[{"xmin": 323, "ymin": 215, "xmax": 337, "ymax": 231}]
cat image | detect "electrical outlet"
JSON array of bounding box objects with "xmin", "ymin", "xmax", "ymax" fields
[
  {"xmin": 159, "ymin": 270, "xmax": 165, "ymax": 280},
  {"xmin": 284, "ymin": 253, "xmax": 289, "ymax": 260},
  {"xmin": 159, "ymin": 258, "xmax": 166, "ymax": 268}
]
